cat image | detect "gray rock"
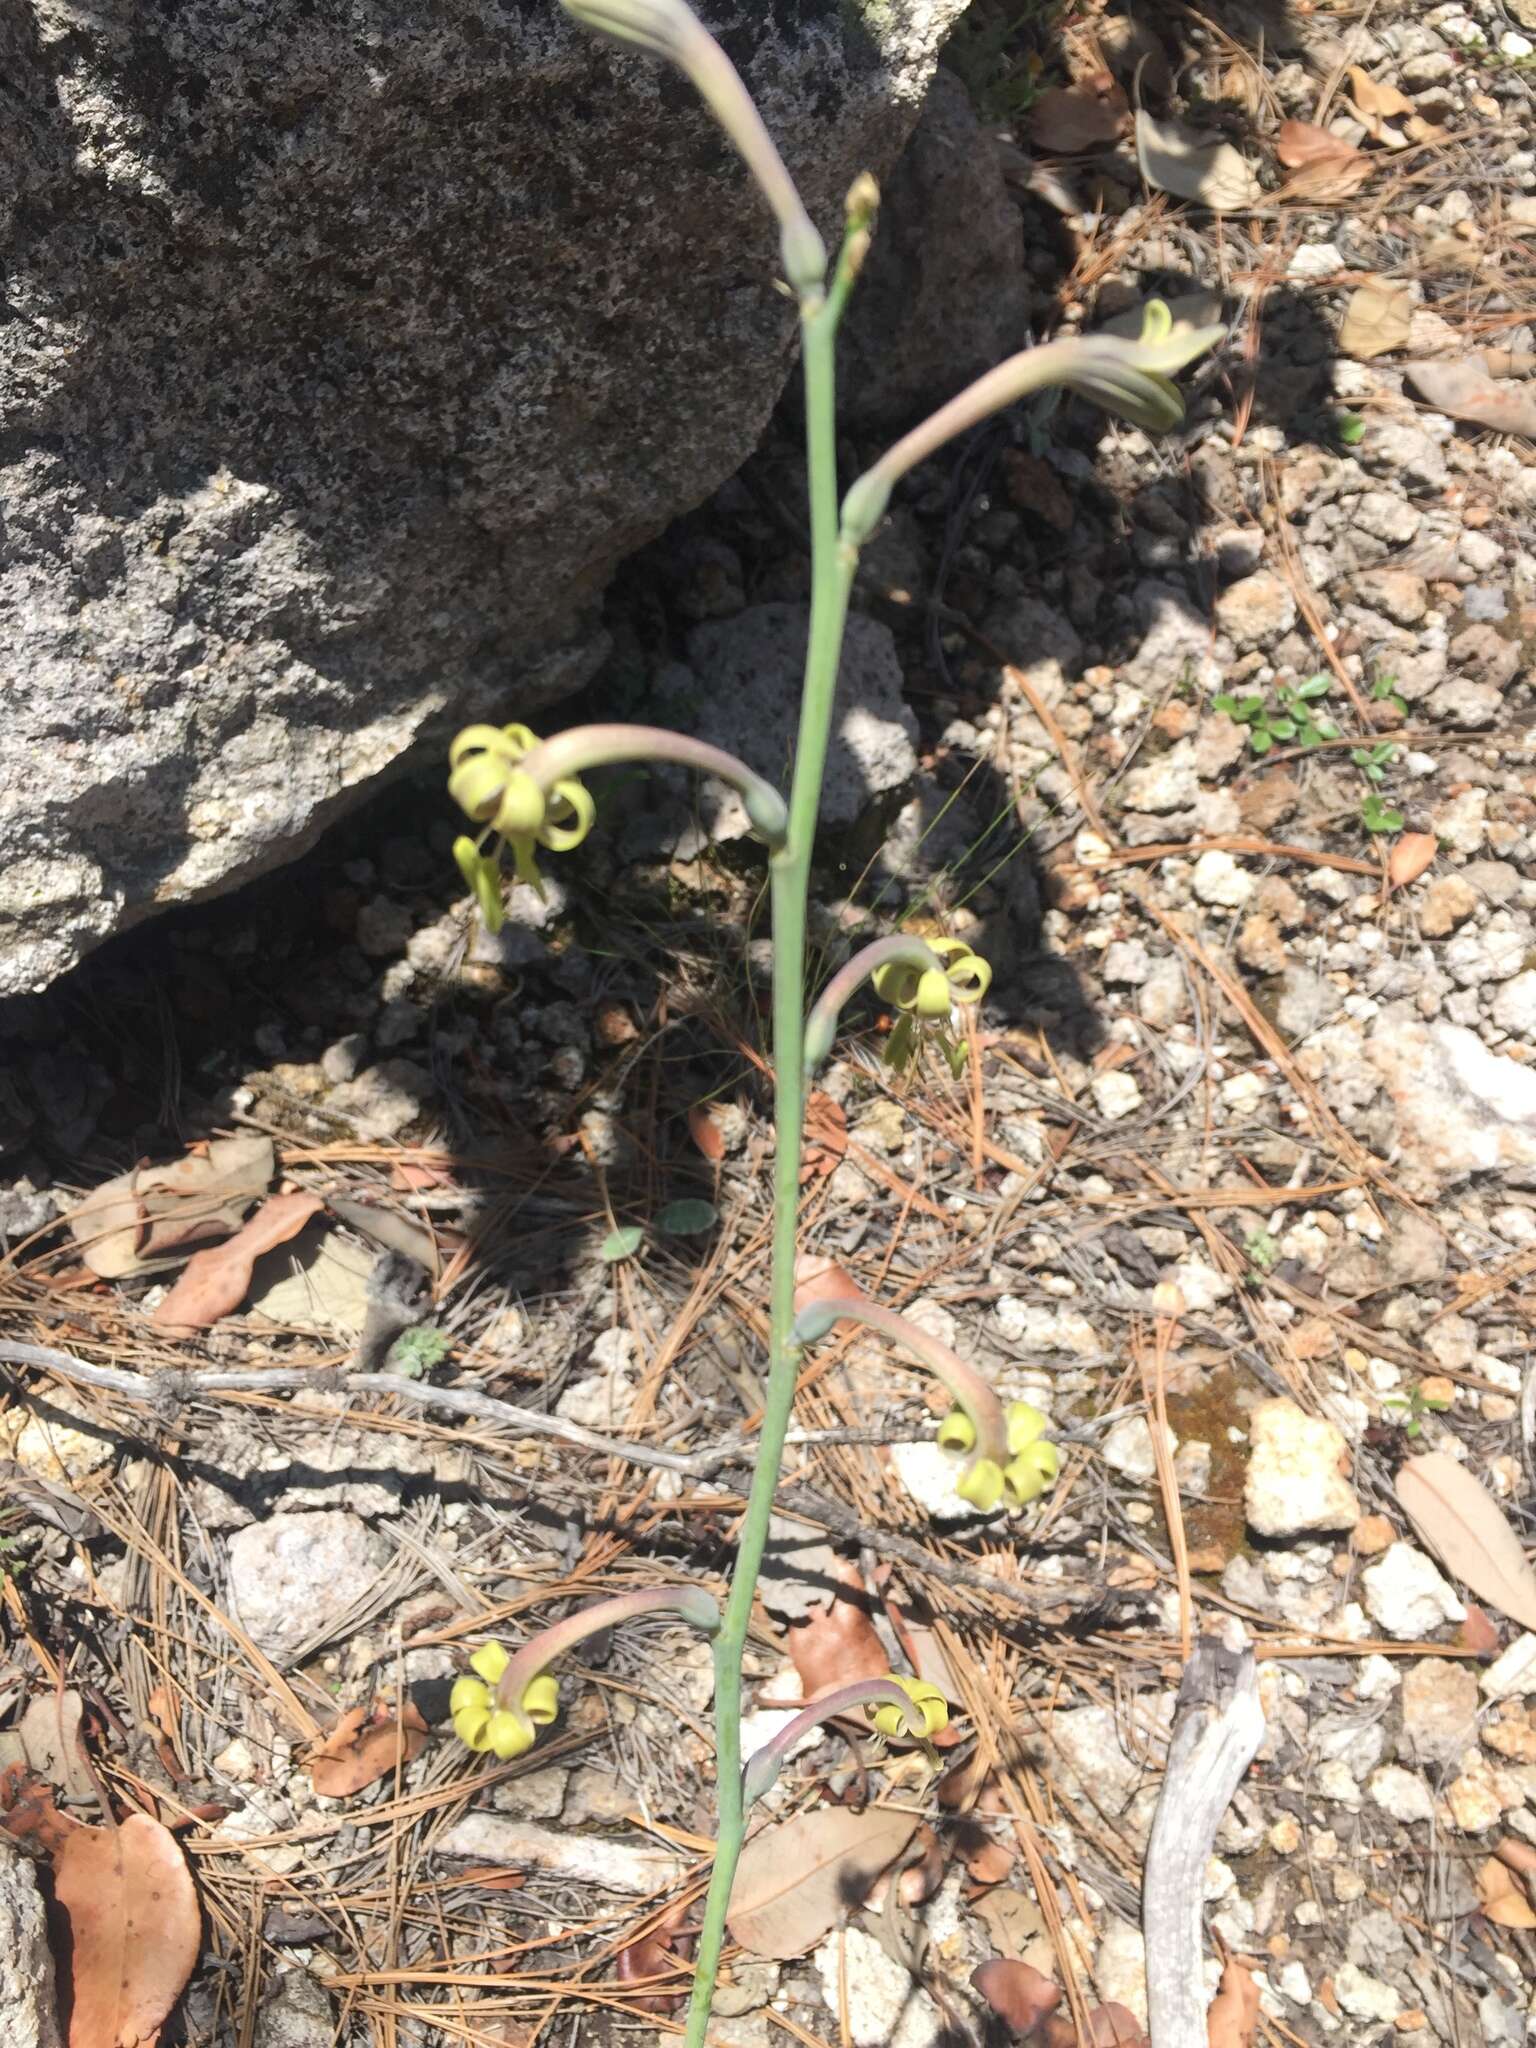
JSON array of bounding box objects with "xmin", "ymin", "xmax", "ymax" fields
[
  {"xmin": 1399, "ymin": 1657, "xmax": 1479, "ymax": 1767},
  {"xmin": 0, "ymin": 1, "xmax": 965, "ymax": 994},
  {"xmin": 1368, "ymin": 1017, "xmax": 1536, "ymax": 1194},
  {"xmin": 0, "ymin": 1180, "xmax": 58, "ymax": 1244},
  {"xmin": 667, "ymin": 606, "xmax": 917, "ymax": 838},
  {"xmin": 225, "ymin": 1510, "xmax": 390, "ymax": 1664},
  {"xmin": 324, "ymin": 1058, "xmax": 434, "ymax": 1141},
  {"xmin": 0, "ymin": 1850, "xmax": 61, "ymax": 2048},
  {"xmin": 841, "ymin": 70, "xmax": 1027, "ymax": 427},
  {"xmin": 255, "ymin": 1973, "xmax": 333, "ymax": 2048}
]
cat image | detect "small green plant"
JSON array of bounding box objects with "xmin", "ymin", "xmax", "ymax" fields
[
  {"xmin": 1352, "ymin": 740, "xmax": 1398, "ymax": 786},
  {"xmin": 1381, "ymin": 1381, "xmax": 1452, "ymax": 1439},
  {"xmin": 1335, "ymin": 411, "xmax": 1366, "ymax": 445},
  {"xmin": 1214, "ymin": 674, "xmax": 1338, "ymax": 755},
  {"xmin": 1360, "ymin": 791, "xmax": 1406, "ymax": 835},
  {"xmin": 1243, "ymin": 1228, "xmax": 1278, "ymax": 1275},
  {"xmin": 1370, "ymin": 670, "xmax": 1408, "ymax": 716},
  {"xmin": 385, "ymin": 1326, "xmax": 451, "ymax": 1377},
  {"xmin": 443, "ymin": 5, "xmax": 1220, "ymax": 2036}
]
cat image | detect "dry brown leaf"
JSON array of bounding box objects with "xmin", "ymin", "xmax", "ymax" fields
[
  {"xmin": 1043, "ymin": 2006, "xmax": 1149, "ymax": 2047},
  {"xmin": 0, "ymin": 1762, "xmax": 87, "ymax": 1855},
  {"xmin": 613, "ymin": 1902, "xmax": 691, "ymax": 2014},
  {"xmin": 1340, "ymin": 281, "xmax": 1412, "ymax": 360},
  {"xmin": 153, "ymin": 1189, "xmax": 324, "ymax": 1330},
  {"xmin": 1478, "ymin": 1856, "xmax": 1536, "ymax": 1928},
  {"xmin": 786, "ymin": 1558, "xmax": 890, "ymax": 1700},
  {"xmin": 18, "ymin": 1690, "xmax": 98, "ymax": 1805},
  {"xmin": 1396, "ymin": 1451, "xmax": 1536, "ymax": 1632},
  {"xmin": 972, "ymin": 1958, "xmax": 1061, "ymax": 2034},
  {"xmin": 1388, "ymin": 831, "xmax": 1438, "ymax": 891},
  {"xmin": 1207, "ymin": 1958, "xmax": 1261, "ymax": 2045},
  {"xmin": 1274, "ymin": 121, "xmax": 1372, "ymax": 198},
  {"xmin": 54, "ymin": 1811, "xmax": 200, "ymax": 2048},
  {"xmin": 974, "ymin": 1887, "xmax": 1047, "ymax": 1959},
  {"xmin": 1029, "ymin": 83, "xmax": 1129, "ymax": 153},
  {"xmin": 1275, "ymin": 119, "xmax": 1355, "ymax": 169},
  {"xmin": 726, "ymin": 1803, "xmax": 918, "ymax": 1958},
  {"xmin": 308, "ymin": 1699, "xmax": 428, "ymax": 1797},
  {"xmin": 801, "ymin": 1092, "xmax": 847, "ymax": 1182},
  {"xmin": 1407, "ymin": 357, "xmax": 1536, "ymax": 438},
  {"xmin": 686, "ymin": 1103, "xmax": 726, "ymax": 1162},
  {"xmin": 69, "ymin": 1135, "xmax": 274, "ymax": 1279},
  {"xmin": 1347, "ymin": 67, "xmax": 1415, "ymax": 120},
  {"xmin": 962, "ymin": 1833, "xmax": 1015, "ymax": 1887},
  {"xmin": 1135, "ymin": 110, "xmax": 1261, "ymax": 211}
]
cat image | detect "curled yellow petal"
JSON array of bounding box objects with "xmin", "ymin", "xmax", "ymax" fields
[
  {"xmin": 945, "ymin": 951, "xmax": 991, "ymax": 1004},
  {"xmin": 482, "ymin": 1709, "xmax": 537, "ymax": 1760},
  {"xmin": 491, "ymin": 767, "xmax": 548, "ymax": 840},
  {"xmin": 449, "ymin": 752, "xmax": 516, "ymax": 824},
  {"xmin": 1003, "ymin": 1441, "xmax": 1060, "ymax": 1508},
  {"xmin": 956, "ymin": 1458, "xmax": 1005, "ymax": 1513},
  {"xmin": 452, "ymin": 1701, "xmax": 493, "ymax": 1750},
  {"xmin": 470, "ymin": 1641, "xmax": 511, "ymax": 1685},
  {"xmin": 521, "ymin": 1673, "xmax": 561, "ymax": 1727},
  {"xmin": 449, "ymin": 723, "xmax": 521, "ymax": 769},
  {"xmin": 872, "ymin": 959, "xmax": 921, "ymax": 1009},
  {"xmin": 538, "ymin": 775, "xmax": 596, "ymax": 852},
  {"xmin": 912, "ymin": 967, "xmax": 955, "ymax": 1019},
  {"xmin": 450, "ymin": 1675, "xmax": 491, "ymax": 1717},
  {"xmin": 936, "ymin": 1408, "xmax": 977, "ymax": 1454},
  {"xmin": 1005, "ymin": 1402, "xmax": 1049, "ymax": 1455},
  {"xmin": 868, "ymin": 1674, "xmax": 950, "ymax": 1738}
]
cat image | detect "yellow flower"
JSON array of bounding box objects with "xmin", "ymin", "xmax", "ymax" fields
[
  {"xmin": 867, "ymin": 1675, "xmax": 949, "ymax": 1740},
  {"xmin": 449, "ymin": 1641, "xmax": 562, "ymax": 1759},
  {"xmin": 447, "ymin": 723, "xmax": 596, "ymax": 916},
  {"xmin": 872, "ymin": 939, "xmax": 991, "ymax": 1075}
]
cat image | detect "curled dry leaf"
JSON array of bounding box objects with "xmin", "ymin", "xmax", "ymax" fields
[
  {"xmin": 1135, "ymin": 110, "xmax": 1261, "ymax": 211},
  {"xmin": 686, "ymin": 1102, "xmax": 727, "ymax": 1162},
  {"xmin": 801, "ymin": 1091, "xmax": 847, "ymax": 1183},
  {"xmin": 1346, "ymin": 66, "xmax": 1415, "ymax": 121},
  {"xmin": 726, "ymin": 1803, "xmax": 918, "ymax": 1958},
  {"xmin": 69, "ymin": 1135, "xmax": 274, "ymax": 1279},
  {"xmin": 961, "ymin": 1830, "xmax": 1015, "ymax": 1888},
  {"xmin": 1395, "ymin": 1451, "xmax": 1536, "ymax": 1633},
  {"xmin": 308, "ymin": 1699, "xmax": 428, "ymax": 1797},
  {"xmin": 1206, "ymin": 1958, "xmax": 1261, "ymax": 2047},
  {"xmin": 614, "ymin": 1902, "xmax": 692, "ymax": 2014},
  {"xmin": 1387, "ymin": 831, "xmax": 1438, "ymax": 891},
  {"xmin": 0, "ymin": 1762, "xmax": 86, "ymax": 1855},
  {"xmin": 1029, "ymin": 83, "xmax": 1130, "ymax": 154},
  {"xmin": 1340, "ymin": 281, "xmax": 1412, "ymax": 359},
  {"xmin": 1477, "ymin": 1856, "xmax": 1536, "ymax": 1929},
  {"xmin": 1275, "ymin": 121, "xmax": 1372, "ymax": 202},
  {"xmin": 786, "ymin": 1557, "xmax": 891, "ymax": 1700},
  {"xmin": 152, "ymin": 1189, "xmax": 324, "ymax": 1330},
  {"xmin": 54, "ymin": 1810, "xmax": 201, "ymax": 2048},
  {"xmin": 972, "ymin": 1957, "xmax": 1061, "ymax": 2035},
  {"xmin": 1042, "ymin": 2004, "xmax": 1148, "ymax": 2047},
  {"xmin": 1406, "ymin": 357, "xmax": 1536, "ymax": 439}
]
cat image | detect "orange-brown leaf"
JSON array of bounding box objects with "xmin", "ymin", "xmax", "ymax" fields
[
  {"xmin": 1477, "ymin": 1856, "xmax": 1536, "ymax": 1929},
  {"xmin": 1387, "ymin": 831, "xmax": 1437, "ymax": 891},
  {"xmin": 786, "ymin": 1558, "xmax": 890, "ymax": 1700},
  {"xmin": 152, "ymin": 1190, "xmax": 324, "ymax": 1329},
  {"xmin": 726, "ymin": 1803, "xmax": 918, "ymax": 1958},
  {"xmin": 1346, "ymin": 67, "xmax": 1415, "ymax": 120},
  {"xmin": 309, "ymin": 1700, "xmax": 428, "ymax": 1797},
  {"xmin": 1275, "ymin": 119, "xmax": 1360, "ymax": 168},
  {"xmin": 687, "ymin": 1103, "xmax": 727, "ymax": 1162},
  {"xmin": 801, "ymin": 1092, "xmax": 848, "ymax": 1183},
  {"xmin": 1207, "ymin": 1958, "xmax": 1261, "ymax": 2046},
  {"xmin": 614, "ymin": 1902, "xmax": 691, "ymax": 2013},
  {"xmin": 1043, "ymin": 2006, "xmax": 1149, "ymax": 2047},
  {"xmin": 972, "ymin": 1958, "xmax": 1061, "ymax": 2033},
  {"xmin": 1029, "ymin": 83, "xmax": 1129, "ymax": 153},
  {"xmin": 54, "ymin": 1811, "xmax": 200, "ymax": 2048},
  {"xmin": 963, "ymin": 1834, "xmax": 1015, "ymax": 1888},
  {"xmin": 0, "ymin": 1763, "xmax": 87, "ymax": 1855}
]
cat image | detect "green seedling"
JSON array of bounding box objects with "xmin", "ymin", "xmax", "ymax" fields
[
  {"xmin": 385, "ymin": 1326, "xmax": 450, "ymax": 1378},
  {"xmin": 1243, "ymin": 1228, "xmax": 1278, "ymax": 1275},
  {"xmin": 1370, "ymin": 671, "xmax": 1408, "ymax": 716},
  {"xmin": 1335, "ymin": 411, "xmax": 1366, "ymax": 445},
  {"xmin": 1381, "ymin": 1381, "xmax": 1452, "ymax": 1439},
  {"xmin": 1360, "ymin": 792, "xmax": 1406, "ymax": 835},
  {"xmin": 1351, "ymin": 740, "xmax": 1398, "ymax": 786},
  {"xmin": 442, "ymin": 5, "xmax": 1221, "ymax": 2036},
  {"xmin": 1214, "ymin": 673, "xmax": 1338, "ymax": 755}
]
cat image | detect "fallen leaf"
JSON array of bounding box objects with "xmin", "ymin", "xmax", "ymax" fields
[
  {"xmin": 0, "ymin": 1763, "xmax": 87, "ymax": 1855},
  {"xmin": 786, "ymin": 1558, "xmax": 891, "ymax": 1700},
  {"xmin": 962, "ymin": 1832, "xmax": 1015, "ymax": 1888},
  {"xmin": 1275, "ymin": 119, "xmax": 1355, "ymax": 169},
  {"xmin": 328, "ymin": 1194, "xmax": 437, "ymax": 1273},
  {"xmin": 1388, "ymin": 831, "xmax": 1438, "ymax": 890},
  {"xmin": 1029, "ymin": 83, "xmax": 1129, "ymax": 153},
  {"xmin": 1135, "ymin": 110, "xmax": 1261, "ymax": 211},
  {"xmin": 308, "ymin": 1699, "xmax": 427, "ymax": 1797},
  {"xmin": 1406, "ymin": 357, "xmax": 1536, "ymax": 438},
  {"xmin": 1458, "ymin": 1605, "xmax": 1502, "ymax": 1658},
  {"xmin": 687, "ymin": 1103, "xmax": 726, "ymax": 1162},
  {"xmin": 246, "ymin": 1225, "xmax": 376, "ymax": 1333},
  {"xmin": 19, "ymin": 1690, "xmax": 98, "ymax": 1806},
  {"xmin": 1043, "ymin": 2006, "xmax": 1149, "ymax": 2047},
  {"xmin": 54, "ymin": 1810, "xmax": 200, "ymax": 2048},
  {"xmin": 153, "ymin": 1190, "xmax": 324, "ymax": 1330},
  {"xmin": 614, "ymin": 1902, "xmax": 691, "ymax": 2014},
  {"xmin": 894, "ymin": 1824, "xmax": 945, "ymax": 1905},
  {"xmin": 1347, "ymin": 67, "xmax": 1416, "ymax": 120},
  {"xmin": 1340, "ymin": 281, "xmax": 1412, "ymax": 359},
  {"xmin": 1396, "ymin": 1451, "xmax": 1536, "ymax": 1632},
  {"xmin": 801, "ymin": 1092, "xmax": 847, "ymax": 1182},
  {"xmin": 972, "ymin": 1957, "xmax": 1061, "ymax": 2034},
  {"xmin": 1207, "ymin": 1958, "xmax": 1261, "ymax": 2046},
  {"xmin": 1479, "ymin": 1856, "xmax": 1536, "ymax": 1927},
  {"xmin": 726, "ymin": 1803, "xmax": 918, "ymax": 1958},
  {"xmin": 1275, "ymin": 122, "xmax": 1373, "ymax": 200},
  {"xmin": 69, "ymin": 1136, "xmax": 274, "ymax": 1279},
  {"xmin": 974, "ymin": 1887, "xmax": 1048, "ymax": 1959}
]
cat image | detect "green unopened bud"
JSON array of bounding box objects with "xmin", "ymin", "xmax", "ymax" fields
[{"xmin": 845, "ymin": 171, "xmax": 880, "ymax": 228}]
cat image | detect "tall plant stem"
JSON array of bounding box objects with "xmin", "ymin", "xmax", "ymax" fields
[{"xmin": 682, "ymin": 271, "xmax": 858, "ymax": 2047}]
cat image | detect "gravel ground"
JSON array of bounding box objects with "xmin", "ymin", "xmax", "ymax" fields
[{"xmin": 3, "ymin": 2, "xmax": 1536, "ymax": 2044}]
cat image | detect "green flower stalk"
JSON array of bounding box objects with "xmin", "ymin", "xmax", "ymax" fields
[
  {"xmin": 841, "ymin": 299, "xmax": 1226, "ymax": 548},
  {"xmin": 741, "ymin": 1674, "xmax": 948, "ymax": 1806},
  {"xmin": 804, "ymin": 934, "xmax": 991, "ymax": 1076},
  {"xmin": 791, "ymin": 1281, "xmax": 1058, "ymax": 1513},
  {"xmin": 558, "ymin": 0, "xmax": 827, "ymax": 296},
  {"xmin": 450, "ymin": 1586, "xmax": 720, "ymax": 1761}
]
